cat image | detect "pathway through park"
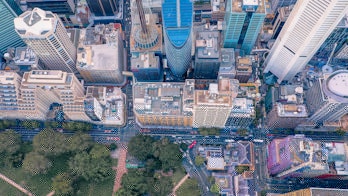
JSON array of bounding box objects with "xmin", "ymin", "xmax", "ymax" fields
[
  {"xmin": 112, "ymin": 143, "xmax": 128, "ymax": 195},
  {"xmin": 0, "ymin": 173, "xmax": 33, "ymax": 196},
  {"xmin": 170, "ymin": 174, "xmax": 190, "ymax": 196}
]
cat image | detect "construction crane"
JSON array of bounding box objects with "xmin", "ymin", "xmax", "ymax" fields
[{"xmin": 326, "ymin": 42, "xmax": 337, "ymax": 67}]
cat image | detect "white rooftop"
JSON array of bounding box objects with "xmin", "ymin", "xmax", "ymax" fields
[{"xmin": 327, "ymin": 71, "xmax": 348, "ymax": 97}]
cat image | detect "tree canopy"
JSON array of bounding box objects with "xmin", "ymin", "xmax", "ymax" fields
[
  {"xmin": 67, "ymin": 132, "xmax": 93, "ymax": 153},
  {"xmin": 52, "ymin": 173, "xmax": 74, "ymax": 196},
  {"xmin": 128, "ymin": 135, "xmax": 155, "ymax": 161},
  {"xmin": 0, "ymin": 130, "xmax": 21, "ymax": 155},
  {"xmin": 32, "ymin": 129, "xmax": 68, "ymax": 156},
  {"xmin": 22, "ymin": 151, "xmax": 52, "ymax": 175},
  {"xmin": 195, "ymin": 155, "xmax": 205, "ymax": 166},
  {"xmin": 198, "ymin": 127, "xmax": 220, "ymax": 136}
]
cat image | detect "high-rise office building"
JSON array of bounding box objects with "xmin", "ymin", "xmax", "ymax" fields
[
  {"xmin": 223, "ymin": 0, "xmax": 265, "ymax": 54},
  {"xmin": 162, "ymin": 0, "xmax": 193, "ymax": 78},
  {"xmin": 14, "ymin": 8, "xmax": 77, "ymax": 73},
  {"xmin": 225, "ymin": 98, "xmax": 255, "ymax": 129},
  {"xmin": 218, "ymin": 48, "xmax": 236, "ymax": 79},
  {"xmin": 76, "ymin": 23, "xmax": 125, "ymax": 85},
  {"xmin": 193, "ymin": 79, "xmax": 239, "ymax": 128},
  {"xmin": 194, "ymin": 31, "xmax": 221, "ymax": 79},
  {"xmin": 280, "ymin": 188, "xmax": 348, "ymax": 196},
  {"xmin": 271, "ymin": 5, "xmax": 293, "ymax": 40},
  {"xmin": 270, "ymin": 0, "xmax": 297, "ymax": 14},
  {"xmin": 0, "ymin": 71, "xmax": 23, "ymax": 119},
  {"xmin": 86, "ymin": 0, "xmax": 118, "ymax": 16},
  {"xmin": 131, "ymin": 52, "xmax": 162, "ymax": 81},
  {"xmin": 25, "ymin": 0, "xmax": 75, "ymax": 14},
  {"xmin": 0, "ymin": 0, "xmax": 25, "ymax": 57},
  {"xmin": 264, "ymin": 0, "xmax": 348, "ymax": 83},
  {"xmin": 306, "ymin": 70, "xmax": 348, "ymax": 127}
]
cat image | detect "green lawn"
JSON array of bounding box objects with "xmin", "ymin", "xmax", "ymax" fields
[
  {"xmin": 0, "ymin": 180, "xmax": 26, "ymax": 196},
  {"xmin": 172, "ymin": 166, "xmax": 186, "ymax": 185},
  {"xmin": 176, "ymin": 178, "xmax": 201, "ymax": 196},
  {"xmin": 0, "ymin": 154, "xmax": 69, "ymax": 196}
]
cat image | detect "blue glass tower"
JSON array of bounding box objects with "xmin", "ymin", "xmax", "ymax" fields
[
  {"xmin": 162, "ymin": 0, "xmax": 193, "ymax": 78},
  {"xmin": 0, "ymin": 0, "xmax": 25, "ymax": 56},
  {"xmin": 223, "ymin": 0, "xmax": 265, "ymax": 54}
]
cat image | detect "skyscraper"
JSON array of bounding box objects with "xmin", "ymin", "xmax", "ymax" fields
[
  {"xmin": 14, "ymin": 8, "xmax": 77, "ymax": 73},
  {"xmin": 86, "ymin": 0, "xmax": 118, "ymax": 16},
  {"xmin": 0, "ymin": 0, "xmax": 25, "ymax": 56},
  {"xmin": 270, "ymin": 0, "xmax": 297, "ymax": 14},
  {"xmin": 223, "ymin": 0, "xmax": 265, "ymax": 54},
  {"xmin": 264, "ymin": 0, "xmax": 348, "ymax": 83},
  {"xmin": 162, "ymin": 0, "xmax": 193, "ymax": 78},
  {"xmin": 25, "ymin": 0, "xmax": 75, "ymax": 14}
]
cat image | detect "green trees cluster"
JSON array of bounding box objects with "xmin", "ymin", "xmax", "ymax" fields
[
  {"xmin": 12, "ymin": 129, "xmax": 113, "ymax": 195},
  {"xmin": 0, "ymin": 130, "xmax": 22, "ymax": 167},
  {"xmin": 198, "ymin": 127, "xmax": 220, "ymax": 136},
  {"xmin": 62, "ymin": 121, "xmax": 92, "ymax": 132},
  {"xmin": 0, "ymin": 120, "xmax": 17, "ymax": 129},
  {"xmin": 20, "ymin": 120, "xmax": 41, "ymax": 129},
  {"xmin": 116, "ymin": 135, "xmax": 183, "ymax": 196},
  {"xmin": 195, "ymin": 155, "xmax": 205, "ymax": 166}
]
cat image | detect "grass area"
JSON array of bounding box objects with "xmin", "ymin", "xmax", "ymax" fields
[
  {"xmin": 76, "ymin": 172, "xmax": 115, "ymax": 196},
  {"xmin": 0, "ymin": 180, "xmax": 26, "ymax": 196},
  {"xmin": 172, "ymin": 166, "xmax": 186, "ymax": 185},
  {"xmin": 0, "ymin": 154, "xmax": 69, "ymax": 196},
  {"xmin": 112, "ymin": 158, "xmax": 118, "ymax": 167},
  {"xmin": 176, "ymin": 178, "xmax": 200, "ymax": 196}
]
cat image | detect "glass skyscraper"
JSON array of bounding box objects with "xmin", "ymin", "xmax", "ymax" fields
[
  {"xmin": 0, "ymin": 0, "xmax": 25, "ymax": 56},
  {"xmin": 162, "ymin": 0, "xmax": 193, "ymax": 78},
  {"xmin": 223, "ymin": 0, "xmax": 265, "ymax": 54}
]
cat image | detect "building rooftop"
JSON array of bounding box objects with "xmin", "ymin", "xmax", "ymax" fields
[
  {"xmin": 133, "ymin": 82, "xmax": 193, "ymax": 116},
  {"xmin": 22, "ymin": 70, "xmax": 72, "ymax": 85},
  {"xmin": 13, "ymin": 47, "xmax": 37, "ymax": 65},
  {"xmin": 131, "ymin": 52, "xmax": 160, "ymax": 70},
  {"xmin": 0, "ymin": 71, "xmax": 20, "ymax": 84},
  {"xmin": 231, "ymin": 0, "xmax": 265, "ymax": 13},
  {"xmin": 276, "ymin": 103, "xmax": 308, "ymax": 117},
  {"xmin": 323, "ymin": 70, "xmax": 348, "ymax": 102},
  {"xmin": 14, "ymin": 8, "xmax": 57, "ymax": 37},
  {"xmin": 232, "ymin": 98, "xmax": 255, "ymax": 115},
  {"xmin": 196, "ymin": 31, "xmax": 220, "ymax": 59},
  {"xmin": 195, "ymin": 83, "xmax": 233, "ymax": 106},
  {"xmin": 207, "ymin": 157, "xmax": 226, "ymax": 170},
  {"xmin": 310, "ymin": 188, "xmax": 348, "ymax": 196}
]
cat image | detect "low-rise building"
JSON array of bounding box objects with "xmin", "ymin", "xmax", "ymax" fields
[
  {"xmin": 77, "ymin": 23, "xmax": 125, "ymax": 85},
  {"xmin": 0, "ymin": 71, "xmax": 22, "ymax": 119}
]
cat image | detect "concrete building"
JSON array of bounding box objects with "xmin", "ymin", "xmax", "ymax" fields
[
  {"xmin": 18, "ymin": 70, "xmax": 88, "ymax": 121},
  {"xmin": 85, "ymin": 86, "xmax": 125, "ymax": 126},
  {"xmin": 14, "ymin": 8, "xmax": 77, "ymax": 73},
  {"xmin": 211, "ymin": 0, "xmax": 226, "ymax": 23},
  {"xmin": 306, "ymin": 70, "xmax": 348, "ymax": 127},
  {"xmin": 265, "ymin": 85, "xmax": 308, "ymax": 129},
  {"xmin": 162, "ymin": 0, "xmax": 193, "ymax": 78},
  {"xmin": 193, "ymin": 78, "xmax": 239, "ymax": 128},
  {"xmin": 193, "ymin": 0, "xmax": 211, "ymax": 24},
  {"xmin": 0, "ymin": 0, "xmax": 26, "ymax": 57},
  {"xmin": 225, "ymin": 98, "xmax": 255, "ymax": 129},
  {"xmin": 0, "ymin": 71, "xmax": 23, "ymax": 119},
  {"xmin": 133, "ymin": 80, "xmax": 194, "ymax": 127},
  {"xmin": 223, "ymin": 0, "xmax": 266, "ymax": 54},
  {"xmin": 131, "ymin": 52, "xmax": 162, "ymax": 81},
  {"xmin": 271, "ymin": 5, "xmax": 293, "ymax": 40},
  {"xmin": 218, "ymin": 48, "xmax": 236, "ymax": 79},
  {"xmin": 13, "ymin": 47, "xmax": 45, "ymax": 72},
  {"xmin": 279, "ymin": 188, "xmax": 348, "ymax": 196},
  {"xmin": 76, "ymin": 23, "xmax": 125, "ymax": 85},
  {"xmin": 264, "ymin": 0, "xmax": 348, "ymax": 83},
  {"xmin": 194, "ymin": 31, "xmax": 221, "ymax": 79},
  {"xmin": 335, "ymin": 43, "xmax": 348, "ymax": 60},
  {"xmin": 235, "ymin": 55, "xmax": 253, "ymax": 83},
  {"xmin": 267, "ymin": 135, "xmax": 348, "ymax": 179},
  {"xmin": 25, "ymin": 0, "xmax": 75, "ymax": 14}
]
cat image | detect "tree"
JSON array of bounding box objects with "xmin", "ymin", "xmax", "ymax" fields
[
  {"xmin": 118, "ymin": 169, "xmax": 149, "ymax": 196},
  {"xmin": 128, "ymin": 135, "xmax": 155, "ymax": 161},
  {"xmin": 109, "ymin": 143, "xmax": 118, "ymax": 151},
  {"xmin": 198, "ymin": 127, "xmax": 220, "ymax": 136},
  {"xmin": 20, "ymin": 120, "xmax": 40, "ymax": 129},
  {"xmin": 0, "ymin": 130, "xmax": 21, "ymax": 155},
  {"xmin": 67, "ymin": 132, "xmax": 93, "ymax": 153},
  {"xmin": 210, "ymin": 183, "xmax": 220, "ymax": 195},
  {"xmin": 237, "ymin": 129, "xmax": 249, "ymax": 136},
  {"xmin": 0, "ymin": 130, "xmax": 22, "ymax": 167},
  {"xmin": 22, "ymin": 151, "xmax": 52, "ymax": 175},
  {"xmin": 235, "ymin": 165, "xmax": 250, "ymax": 174},
  {"xmin": 179, "ymin": 143, "xmax": 188, "ymax": 152},
  {"xmin": 159, "ymin": 143, "xmax": 182, "ymax": 171},
  {"xmin": 33, "ymin": 129, "xmax": 68, "ymax": 156},
  {"xmin": 69, "ymin": 144, "xmax": 113, "ymax": 182},
  {"xmin": 195, "ymin": 155, "xmax": 205, "ymax": 166},
  {"xmin": 336, "ymin": 127, "xmax": 346, "ymax": 136},
  {"xmin": 0, "ymin": 119, "xmax": 16, "ymax": 129},
  {"xmin": 52, "ymin": 173, "xmax": 74, "ymax": 196},
  {"xmin": 149, "ymin": 176, "xmax": 173, "ymax": 196}
]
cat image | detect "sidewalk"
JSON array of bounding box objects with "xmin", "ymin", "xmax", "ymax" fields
[{"xmin": 112, "ymin": 143, "xmax": 128, "ymax": 194}]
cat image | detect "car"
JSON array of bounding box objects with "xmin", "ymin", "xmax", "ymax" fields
[{"xmin": 188, "ymin": 140, "xmax": 197, "ymax": 149}]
